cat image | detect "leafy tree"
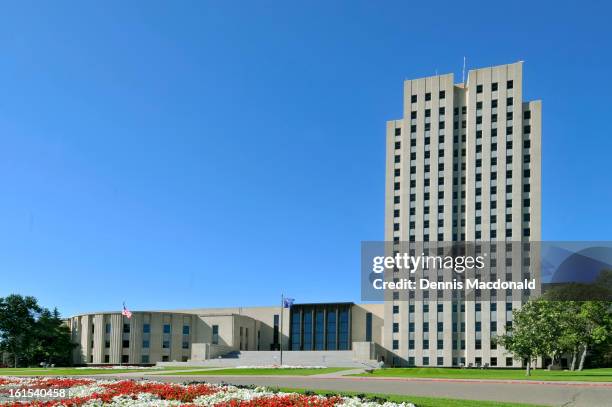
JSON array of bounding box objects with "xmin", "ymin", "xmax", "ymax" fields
[
  {"xmin": 0, "ymin": 295, "xmax": 41, "ymax": 367},
  {"xmin": 32, "ymin": 308, "xmax": 75, "ymax": 366},
  {"xmin": 498, "ymin": 298, "xmax": 611, "ymax": 373},
  {"xmin": 543, "ymin": 283, "xmax": 611, "ymax": 301},
  {"xmin": 0, "ymin": 295, "xmax": 75, "ymax": 367},
  {"xmin": 576, "ymin": 301, "xmax": 612, "ymax": 371},
  {"xmin": 556, "ymin": 301, "xmax": 585, "ymax": 371},
  {"xmin": 497, "ymin": 300, "xmax": 569, "ymax": 375}
]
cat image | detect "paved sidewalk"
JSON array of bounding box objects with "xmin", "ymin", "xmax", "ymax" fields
[{"xmin": 308, "ymin": 368, "xmax": 366, "ymax": 378}]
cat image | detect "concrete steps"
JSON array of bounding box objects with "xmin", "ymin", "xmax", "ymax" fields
[{"xmin": 158, "ymin": 350, "xmax": 380, "ymax": 368}]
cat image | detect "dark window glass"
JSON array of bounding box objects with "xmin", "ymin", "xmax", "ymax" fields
[
  {"xmin": 291, "ymin": 310, "xmax": 301, "ymax": 350},
  {"xmin": 303, "ymin": 310, "xmax": 313, "ymax": 350},
  {"xmin": 212, "ymin": 325, "xmax": 219, "ymax": 345},
  {"xmin": 315, "ymin": 310, "xmax": 325, "ymax": 350},
  {"xmin": 338, "ymin": 308, "xmax": 349, "ymax": 350},
  {"xmin": 326, "ymin": 309, "xmax": 337, "ymax": 350}
]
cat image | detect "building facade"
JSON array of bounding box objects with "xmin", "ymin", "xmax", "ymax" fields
[
  {"xmin": 69, "ymin": 303, "xmax": 384, "ymax": 365},
  {"xmin": 384, "ymin": 61, "xmax": 541, "ymax": 367},
  {"xmin": 69, "ymin": 61, "xmax": 541, "ymax": 368}
]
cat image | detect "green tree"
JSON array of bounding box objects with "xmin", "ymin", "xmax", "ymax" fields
[
  {"xmin": 32, "ymin": 308, "xmax": 75, "ymax": 366},
  {"xmin": 497, "ymin": 300, "xmax": 566, "ymax": 375},
  {"xmin": 556, "ymin": 301, "xmax": 585, "ymax": 371},
  {"xmin": 576, "ymin": 301, "xmax": 612, "ymax": 371},
  {"xmin": 0, "ymin": 295, "xmax": 41, "ymax": 367},
  {"xmin": 499, "ymin": 298, "xmax": 612, "ymax": 373}
]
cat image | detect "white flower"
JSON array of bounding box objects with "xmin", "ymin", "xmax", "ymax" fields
[
  {"xmin": 337, "ymin": 397, "xmax": 416, "ymax": 407},
  {"xmin": 0, "ymin": 376, "xmax": 417, "ymax": 407}
]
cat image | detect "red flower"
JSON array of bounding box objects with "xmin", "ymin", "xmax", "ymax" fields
[{"xmin": 214, "ymin": 394, "xmax": 342, "ymax": 407}]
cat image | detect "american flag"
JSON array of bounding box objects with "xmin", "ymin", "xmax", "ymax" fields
[{"xmin": 122, "ymin": 302, "xmax": 132, "ymax": 319}]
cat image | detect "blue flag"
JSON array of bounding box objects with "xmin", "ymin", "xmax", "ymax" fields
[{"xmin": 283, "ymin": 297, "xmax": 295, "ymax": 308}]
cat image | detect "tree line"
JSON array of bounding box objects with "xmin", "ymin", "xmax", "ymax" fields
[
  {"xmin": 0, "ymin": 295, "xmax": 75, "ymax": 367},
  {"xmin": 497, "ymin": 270, "xmax": 612, "ymax": 375},
  {"xmin": 497, "ymin": 299, "xmax": 611, "ymax": 375}
]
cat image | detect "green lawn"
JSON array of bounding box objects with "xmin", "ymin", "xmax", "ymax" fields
[
  {"xmin": 165, "ymin": 367, "xmax": 351, "ymax": 376},
  {"xmin": 0, "ymin": 366, "xmax": 193, "ymax": 376},
  {"xmin": 353, "ymin": 367, "xmax": 612, "ymax": 382},
  {"xmin": 280, "ymin": 387, "xmax": 545, "ymax": 407}
]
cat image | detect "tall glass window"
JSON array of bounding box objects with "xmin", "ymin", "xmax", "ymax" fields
[
  {"xmin": 303, "ymin": 311, "xmax": 313, "ymax": 350},
  {"xmin": 291, "ymin": 310, "xmax": 301, "ymax": 350},
  {"xmin": 314, "ymin": 310, "xmax": 325, "ymax": 350},
  {"xmin": 338, "ymin": 308, "xmax": 349, "ymax": 350},
  {"xmin": 365, "ymin": 312, "xmax": 372, "ymax": 342},
  {"xmin": 272, "ymin": 314, "xmax": 279, "ymax": 348},
  {"xmin": 212, "ymin": 325, "xmax": 219, "ymax": 344},
  {"xmin": 326, "ymin": 310, "xmax": 337, "ymax": 350}
]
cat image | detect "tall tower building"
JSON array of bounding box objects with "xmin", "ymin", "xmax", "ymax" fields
[{"xmin": 384, "ymin": 62, "xmax": 541, "ymax": 367}]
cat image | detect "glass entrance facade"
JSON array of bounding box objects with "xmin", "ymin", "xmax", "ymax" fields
[{"xmin": 289, "ymin": 303, "xmax": 352, "ymax": 350}]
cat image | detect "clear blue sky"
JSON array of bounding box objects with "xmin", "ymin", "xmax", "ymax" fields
[{"xmin": 1, "ymin": 1, "xmax": 610, "ymax": 317}]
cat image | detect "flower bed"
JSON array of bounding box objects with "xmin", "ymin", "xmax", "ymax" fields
[{"xmin": 0, "ymin": 377, "xmax": 415, "ymax": 407}]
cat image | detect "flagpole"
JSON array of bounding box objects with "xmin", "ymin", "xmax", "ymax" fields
[
  {"xmin": 279, "ymin": 294, "xmax": 284, "ymax": 366},
  {"xmin": 120, "ymin": 303, "xmax": 123, "ymax": 367}
]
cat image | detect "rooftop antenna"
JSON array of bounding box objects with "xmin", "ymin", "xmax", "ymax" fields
[{"xmin": 462, "ymin": 56, "xmax": 466, "ymax": 85}]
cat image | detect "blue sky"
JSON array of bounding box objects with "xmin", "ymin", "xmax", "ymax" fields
[{"xmin": 0, "ymin": 1, "xmax": 610, "ymax": 317}]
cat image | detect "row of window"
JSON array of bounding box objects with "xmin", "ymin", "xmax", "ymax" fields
[
  {"xmin": 392, "ymin": 336, "xmax": 512, "ymax": 351},
  {"xmin": 476, "ymin": 80, "xmax": 514, "ymax": 93},
  {"xmin": 398, "ymin": 356, "xmax": 514, "ymax": 367},
  {"xmin": 99, "ymin": 323, "xmax": 191, "ymax": 335},
  {"xmin": 392, "ymin": 302, "xmax": 513, "ymax": 313},
  {"xmin": 394, "ymin": 214, "xmax": 530, "ymax": 228},
  {"xmin": 95, "ymin": 354, "xmax": 190, "ymax": 364},
  {"xmin": 93, "ymin": 338, "xmax": 191, "ymax": 350},
  {"xmin": 394, "ymin": 230, "xmax": 531, "ymax": 241},
  {"xmin": 391, "ymin": 289, "xmax": 525, "ymax": 300},
  {"xmin": 397, "ymin": 109, "xmax": 531, "ymax": 138},
  {"xmin": 410, "ymin": 90, "xmax": 446, "ymax": 103},
  {"xmin": 408, "ymin": 80, "xmax": 515, "ymax": 105}
]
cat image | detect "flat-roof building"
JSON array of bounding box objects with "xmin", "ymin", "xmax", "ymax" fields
[
  {"xmin": 69, "ymin": 61, "xmax": 541, "ymax": 368},
  {"xmin": 68, "ymin": 303, "xmax": 385, "ymax": 366},
  {"xmin": 384, "ymin": 61, "xmax": 541, "ymax": 367}
]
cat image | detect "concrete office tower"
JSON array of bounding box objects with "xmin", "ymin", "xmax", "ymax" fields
[{"xmin": 384, "ymin": 62, "xmax": 541, "ymax": 367}]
